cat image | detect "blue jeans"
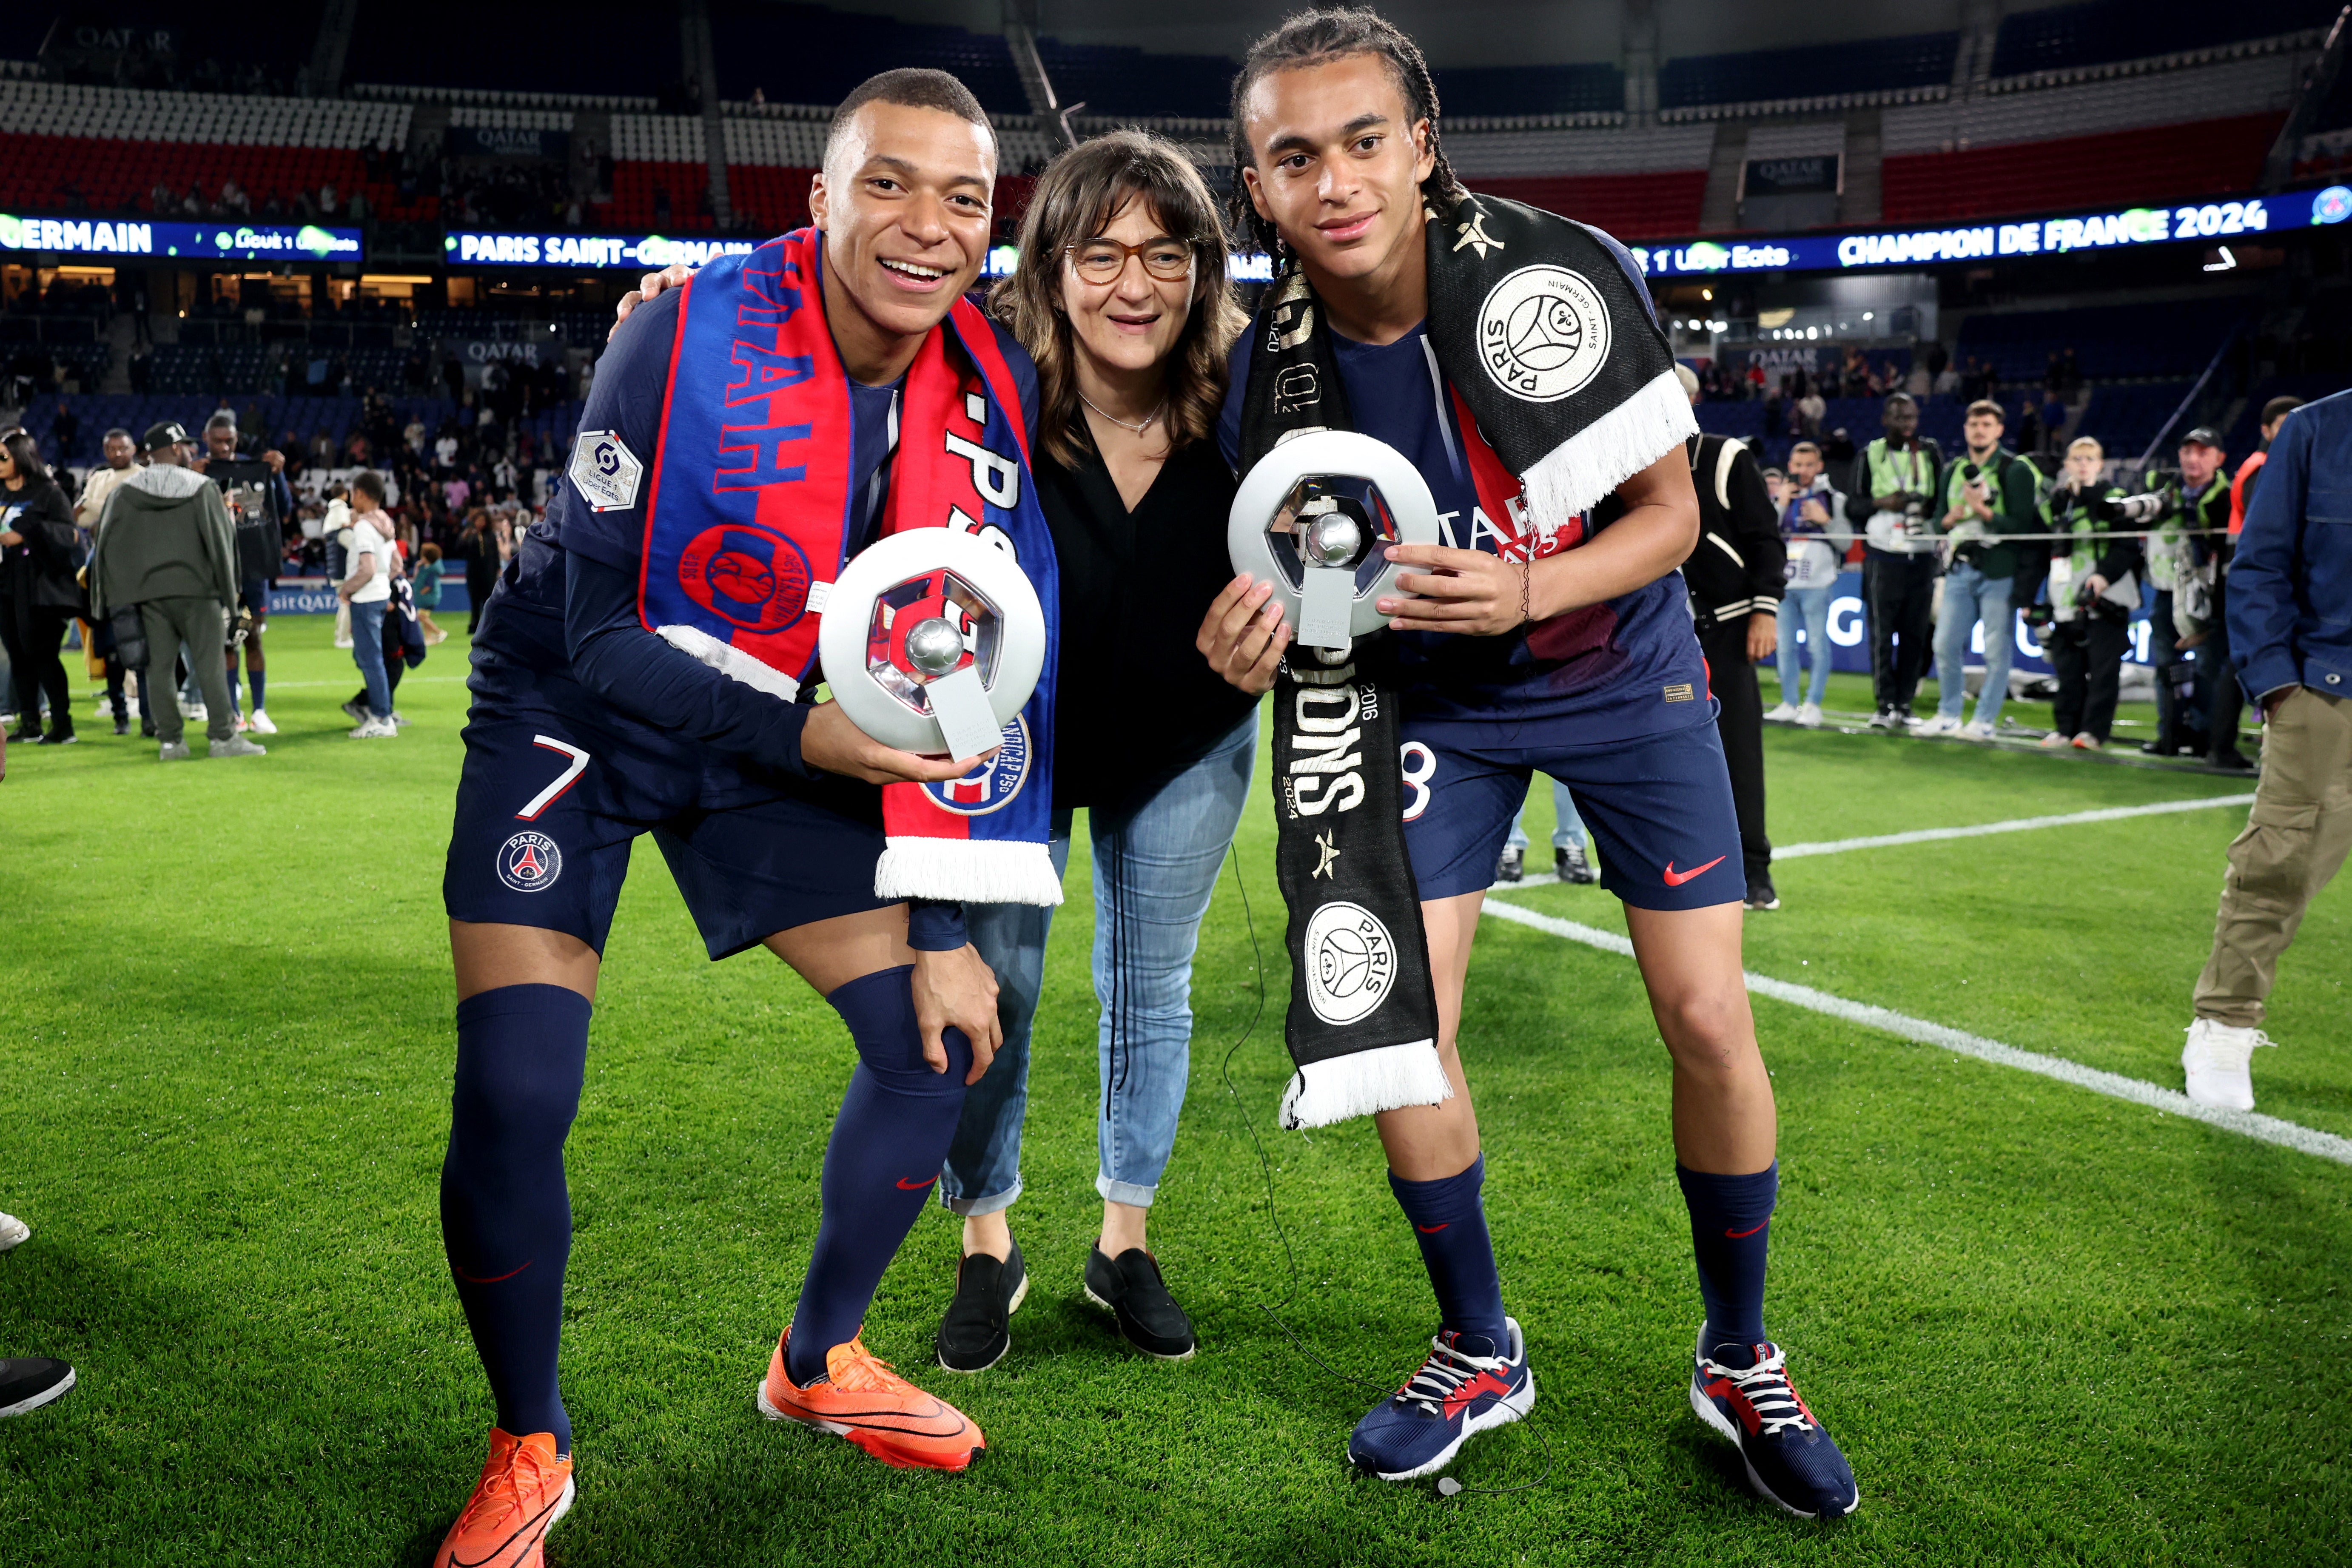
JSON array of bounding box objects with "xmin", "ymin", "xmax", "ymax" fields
[
  {"xmin": 1934, "ymin": 560, "xmax": 2013, "ymax": 724},
  {"xmin": 1774, "ymin": 583, "xmax": 1833, "ymax": 709},
  {"xmin": 942, "ymin": 712, "xmax": 1257, "ymax": 1215},
  {"xmin": 1506, "ymin": 780, "xmax": 1587, "ymax": 852},
  {"xmin": 348, "ymin": 598, "xmax": 391, "ymax": 719}
]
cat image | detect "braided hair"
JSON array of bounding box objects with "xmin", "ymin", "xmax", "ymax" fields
[{"xmin": 1226, "ymin": 8, "xmax": 1469, "ymax": 259}]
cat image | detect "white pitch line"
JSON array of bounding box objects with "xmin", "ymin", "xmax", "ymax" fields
[
  {"xmin": 1478, "ymin": 896, "xmax": 2352, "ymax": 1169},
  {"xmin": 1775, "ymin": 793, "xmax": 2256, "ymax": 860}
]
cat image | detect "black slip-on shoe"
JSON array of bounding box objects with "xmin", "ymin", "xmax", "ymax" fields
[
  {"xmin": 935, "ymin": 1236, "xmax": 1028, "ymax": 1373},
  {"xmin": 1084, "ymin": 1246, "xmax": 1196, "ymax": 1360},
  {"xmin": 0, "ymin": 1358, "xmax": 74, "ymax": 1418}
]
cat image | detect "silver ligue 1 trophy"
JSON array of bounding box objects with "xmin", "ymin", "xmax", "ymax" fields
[
  {"xmin": 819, "ymin": 527, "xmax": 1046, "ymax": 758},
  {"xmin": 1227, "ymin": 430, "xmax": 1442, "ymax": 651}
]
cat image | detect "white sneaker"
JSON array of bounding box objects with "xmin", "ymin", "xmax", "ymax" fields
[
  {"xmin": 157, "ymin": 740, "xmax": 191, "ymax": 761},
  {"xmin": 2037, "ymin": 731, "xmax": 2070, "ymax": 749},
  {"xmin": 1913, "ymin": 713, "xmax": 1962, "ymax": 736},
  {"xmin": 389, "ymin": 711, "xmax": 410, "ymax": 728},
  {"xmin": 178, "ymin": 698, "xmax": 208, "ymax": 722},
  {"xmin": 332, "ymin": 637, "xmax": 354, "ymax": 649},
  {"xmin": 2072, "ymin": 732, "xmax": 2101, "ymax": 750},
  {"xmin": 246, "ymin": 708, "xmax": 277, "ymax": 736},
  {"xmin": 2182, "ymin": 1019, "xmax": 2273, "ymax": 1111},
  {"xmin": 0, "ymin": 1213, "xmax": 28, "ymax": 1251},
  {"xmin": 349, "ymin": 717, "xmax": 399, "ymax": 738},
  {"xmin": 1796, "ymin": 702, "xmax": 1824, "ymax": 728},
  {"xmin": 1958, "ymin": 720, "xmax": 1995, "ymax": 740},
  {"xmin": 209, "ymin": 735, "xmax": 267, "ymax": 758},
  {"xmin": 1764, "ymin": 702, "xmax": 1799, "ymax": 722}
]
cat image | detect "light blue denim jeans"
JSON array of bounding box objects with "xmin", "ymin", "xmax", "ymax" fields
[
  {"xmin": 1506, "ymin": 780, "xmax": 1586, "ymax": 853},
  {"xmin": 1934, "ymin": 559, "xmax": 2013, "ymax": 725},
  {"xmin": 1775, "ymin": 583, "xmax": 1834, "ymax": 709},
  {"xmin": 941, "ymin": 711, "xmax": 1257, "ymax": 1216},
  {"xmin": 348, "ymin": 598, "xmax": 391, "ymax": 720}
]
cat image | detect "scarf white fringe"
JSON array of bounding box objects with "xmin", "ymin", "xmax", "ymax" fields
[
  {"xmin": 877, "ymin": 837, "xmax": 1065, "ymax": 908},
  {"xmin": 1278, "ymin": 1038, "xmax": 1451, "ymax": 1130},
  {"xmin": 655, "ymin": 623, "xmax": 801, "ymax": 702},
  {"xmin": 1519, "ymin": 367, "xmax": 1700, "ymax": 531}
]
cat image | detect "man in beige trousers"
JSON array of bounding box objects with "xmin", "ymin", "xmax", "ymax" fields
[{"xmin": 2182, "ymin": 390, "xmax": 2352, "ymax": 1110}]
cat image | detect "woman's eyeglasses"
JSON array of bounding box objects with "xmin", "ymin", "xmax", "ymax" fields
[{"xmin": 1065, "ymin": 238, "xmax": 1195, "ymax": 284}]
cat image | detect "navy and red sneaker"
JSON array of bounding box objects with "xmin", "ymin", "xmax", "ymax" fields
[
  {"xmin": 1347, "ymin": 1318, "xmax": 1536, "ymax": 1481},
  {"xmin": 1689, "ymin": 1329, "xmax": 1859, "ymax": 1519}
]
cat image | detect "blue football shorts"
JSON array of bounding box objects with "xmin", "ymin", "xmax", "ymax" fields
[
  {"xmin": 1398, "ymin": 711, "xmax": 1744, "ymax": 910},
  {"xmin": 443, "ymin": 642, "xmax": 894, "ymax": 959}
]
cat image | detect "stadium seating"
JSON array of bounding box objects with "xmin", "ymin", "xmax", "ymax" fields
[
  {"xmin": 2070, "ymin": 381, "xmax": 2197, "ymax": 458},
  {"xmin": 1659, "ymin": 31, "xmax": 1959, "ymax": 111},
  {"xmin": 1435, "ymin": 63, "xmax": 1624, "ymax": 119},
  {"xmin": 1988, "ymin": 0, "xmax": 2338, "ymax": 79},
  {"xmin": 1955, "ymin": 302, "xmax": 2243, "ymax": 383},
  {"xmin": 1881, "ymin": 114, "xmax": 2283, "ymax": 224},
  {"xmin": 2221, "ymin": 372, "xmax": 2351, "ymax": 456},
  {"xmin": 1447, "ymin": 122, "xmax": 1713, "ymax": 239}
]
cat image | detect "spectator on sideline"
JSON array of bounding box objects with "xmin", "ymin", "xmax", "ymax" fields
[
  {"xmin": 2182, "ymin": 390, "xmax": 2351, "ymax": 1111},
  {"xmin": 414, "ymin": 541, "xmax": 448, "ymax": 643},
  {"xmin": 336, "ymin": 471, "xmax": 399, "ymax": 739},
  {"xmin": 321, "ymin": 482, "xmax": 355, "ymax": 649},
  {"xmin": 88, "ymin": 423, "xmax": 264, "ymax": 761},
  {"xmin": 74, "ymin": 429, "xmax": 137, "ymax": 529},
  {"xmin": 1674, "ymin": 364, "xmax": 1786, "ymax": 911},
  {"xmin": 1854, "ymin": 392, "xmax": 1943, "ymax": 729},
  {"xmin": 1765, "ymin": 441, "xmax": 1848, "ymax": 728},
  {"xmin": 2022, "ymin": 437, "xmax": 2142, "ymax": 750},
  {"xmin": 0, "ymin": 1209, "xmax": 73, "ymax": 1420},
  {"xmin": 0, "ymin": 432, "xmax": 84, "ymax": 746},
  {"xmin": 193, "ymin": 414, "xmax": 290, "ymax": 739},
  {"xmin": 1918, "ymin": 400, "xmax": 2037, "ymax": 739},
  {"xmin": 2230, "ymin": 396, "xmax": 2305, "ymax": 537},
  {"xmin": 456, "ymin": 506, "xmax": 507, "ymax": 635},
  {"xmin": 1496, "ymin": 783, "xmax": 1599, "ymax": 885}
]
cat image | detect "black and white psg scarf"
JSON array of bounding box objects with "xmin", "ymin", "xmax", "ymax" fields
[{"xmin": 1236, "ymin": 193, "xmax": 1694, "ymax": 1130}]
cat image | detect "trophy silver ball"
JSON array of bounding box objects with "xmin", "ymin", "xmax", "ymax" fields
[
  {"xmin": 904, "ymin": 616, "xmax": 965, "ymax": 678},
  {"xmin": 1303, "ymin": 512, "xmax": 1362, "ymax": 567}
]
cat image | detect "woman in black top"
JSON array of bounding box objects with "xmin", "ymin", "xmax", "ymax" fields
[
  {"xmin": 0, "ymin": 432, "xmax": 85, "ymax": 744},
  {"xmin": 933, "ymin": 132, "xmax": 1257, "ymax": 1369}
]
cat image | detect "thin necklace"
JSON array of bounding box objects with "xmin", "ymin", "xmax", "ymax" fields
[{"xmin": 1078, "ymin": 389, "xmax": 1165, "ymax": 435}]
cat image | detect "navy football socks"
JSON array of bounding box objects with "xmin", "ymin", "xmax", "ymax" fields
[
  {"xmin": 1678, "ymin": 1161, "xmax": 1779, "ymax": 1366},
  {"xmin": 441, "ymin": 984, "xmax": 592, "ymax": 1454},
  {"xmin": 785, "ymin": 966, "xmax": 973, "ymax": 1386},
  {"xmin": 1389, "ymin": 1154, "xmax": 1509, "ymax": 1348}
]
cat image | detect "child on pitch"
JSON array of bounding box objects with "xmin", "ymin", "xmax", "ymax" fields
[
  {"xmin": 432, "ymin": 69, "xmax": 1057, "ymax": 1568},
  {"xmin": 1196, "ymin": 9, "xmax": 1857, "ymax": 1518}
]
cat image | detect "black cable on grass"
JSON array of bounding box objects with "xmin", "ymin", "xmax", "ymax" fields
[{"xmin": 1214, "ymin": 847, "xmax": 1553, "ymax": 1502}]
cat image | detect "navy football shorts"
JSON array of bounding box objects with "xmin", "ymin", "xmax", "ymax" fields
[
  {"xmin": 1399, "ymin": 712, "xmax": 1743, "ymax": 910},
  {"xmin": 444, "ymin": 649, "xmax": 894, "ymax": 959}
]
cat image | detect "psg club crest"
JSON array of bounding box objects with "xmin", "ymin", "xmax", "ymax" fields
[
  {"xmin": 1477, "ymin": 265, "xmax": 1612, "ymax": 403},
  {"xmin": 919, "ymin": 715, "xmax": 1031, "ymax": 817},
  {"xmin": 497, "ymin": 831, "xmax": 563, "ymax": 893},
  {"xmin": 1301, "ymin": 899, "xmax": 1396, "ymax": 1026},
  {"xmin": 678, "ymin": 523, "xmax": 813, "ymax": 631}
]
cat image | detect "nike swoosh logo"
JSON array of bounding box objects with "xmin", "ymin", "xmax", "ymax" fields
[
  {"xmin": 896, "ymin": 1175, "xmax": 939, "ymax": 1191},
  {"xmin": 453, "ymin": 1260, "xmax": 532, "ymax": 1285},
  {"xmin": 1415, "ymin": 1223, "xmax": 1449, "ymax": 1234},
  {"xmin": 1663, "ymin": 855, "xmax": 1728, "ymax": 887},
  {"xmin": 1724, "ymin": 1221, "xmax": 1768, "ymax": 1239}
]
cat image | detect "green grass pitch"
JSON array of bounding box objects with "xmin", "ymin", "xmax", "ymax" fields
[{"xmin": 1, "ymin": 617, "xmax": 2345, "ymax": 1565}]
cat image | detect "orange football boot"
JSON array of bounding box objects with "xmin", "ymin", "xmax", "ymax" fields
[
  {"xmin": 757, "ymin": 1327, "xmax": 985, "ymax": 1471},
  {"xmin": 432, "ymin": 1427, "xmax": 575, "ymax": 1568}
]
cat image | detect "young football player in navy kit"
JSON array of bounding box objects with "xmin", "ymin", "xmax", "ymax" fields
[
  {"xmin": 432, "ymin": 71, "xmax": 1039, "ymax": 1568},
  {"xmin": 1199, "ymin": 11, "xmax": 1857, "ymax": 1518}
]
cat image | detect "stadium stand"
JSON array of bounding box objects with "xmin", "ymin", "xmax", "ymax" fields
[
  {"xmin": 1988, "ymin": 0, "xmax": 2341, "ymax": 79},
  {"xmin": 0, "ymin": 79, "xmax": 424, "ymax": 218},
  {"xmin": 1660, "ymin": 31, "xmax": 1959, "ymax": 112},
  {"xmin": 1447, "ymin": 122, "xmax": 1715, "ymax": 240},
  {"xmin": 1954, "ymin": 301, "xmax": 2244, "ymax": 383},
  {"xmin": 2071, "ymin": 381, "xmax": 2198, "ymax": 457},
  {"xmin": 1434, "ymin": 63, "xmax": 1625, "ymax": 119}
]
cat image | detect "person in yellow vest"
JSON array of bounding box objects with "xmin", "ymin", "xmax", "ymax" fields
[{"xmin": 1849, "ymin": 392, "xmax": 1942, "ymax": 728}]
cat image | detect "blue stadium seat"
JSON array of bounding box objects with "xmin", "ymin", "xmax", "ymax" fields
[
  {"xmin": 1988, "ymin": 0, "xmax": 2337, "ymax": 78},
  {"xmin": 1658, "ymin": 31, "xmax": 1957, "ymax": 110}
]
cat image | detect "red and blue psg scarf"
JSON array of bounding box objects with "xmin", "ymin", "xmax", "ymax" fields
[{"xmin": 637, "ymin": 229, "xmax": 1062, "ymax": 906}]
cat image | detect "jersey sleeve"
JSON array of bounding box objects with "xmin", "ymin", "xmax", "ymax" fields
[{"xmin": 554, "ymin": 285, "xmax": 681, "ymax": 575}]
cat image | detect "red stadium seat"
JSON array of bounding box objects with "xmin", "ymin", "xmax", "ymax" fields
[
  {"xmin": 1881, "ymin": 114, "xmax": 2284, "ymax": 225},
  {"xmin": 1460, "ymin": 171, "xmax": 1709, "ymax": 241}
]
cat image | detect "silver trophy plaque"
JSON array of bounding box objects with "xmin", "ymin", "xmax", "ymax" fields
[{"xmin": 1228, "ymin": 429, "xmax": 1441, "ymax": 652}]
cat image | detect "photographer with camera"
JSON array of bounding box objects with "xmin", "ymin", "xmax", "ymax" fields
[
  {"xmin": 1765, "ymin": 441, "xmax": 1850, "ymax": 728},
  {"xmin": 1852, "ymin": 392, "xmax": 1942, "ymax": 729},
  {"xmin": 2141, "ymin": 429, "xmax": 2243, "ymax": 767},
  {"xmin": 2019, "ymin": 437, "xmax": 2145, "ymax": 749},
  {"xmin": 1919, "ymin": 401, "xmax": 2039, "ymax": 738}
]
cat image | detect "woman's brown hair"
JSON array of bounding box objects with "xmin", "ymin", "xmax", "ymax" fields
[{"xmin": 990, "ymin": 130, "xmax": 1246, "ymax": 470}]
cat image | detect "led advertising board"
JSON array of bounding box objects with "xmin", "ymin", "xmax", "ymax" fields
[
  {"xmin": 443, "ymin": 232, "xmax": 757, "ymax": 269},
  {"xmin": 1629, "ymin": 184, "xmax": 2352, "ymax": 279},
  {"xmin": 0, "ymin": 215, "xmax": 363, "ymax": 261}
]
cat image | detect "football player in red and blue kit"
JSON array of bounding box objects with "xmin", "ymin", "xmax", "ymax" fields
[
  {"xmin": 430, "ymin": 72, "xmax": 1037, "ymax": 1568},
  {"xmin": 1201, "ymin": 13, "xmax": 1857, "ymax": 1518}
]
